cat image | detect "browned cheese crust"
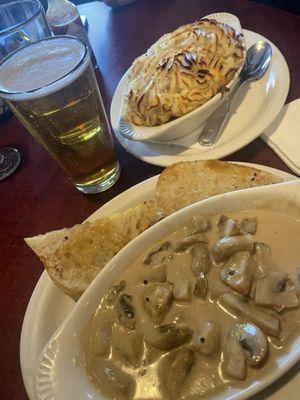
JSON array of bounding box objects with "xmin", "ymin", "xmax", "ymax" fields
[{"xmin": 122, "ymin": 19, "xmax": 245, "ymax": 126}]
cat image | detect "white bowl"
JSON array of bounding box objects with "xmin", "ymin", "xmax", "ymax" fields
[
  {"xmin": 35, "ymin": 180, "xmax": 300, "ymax": 400},
  {"xmin": 119, "ymin": 12, "xmax": 246, "ymax": 142}
]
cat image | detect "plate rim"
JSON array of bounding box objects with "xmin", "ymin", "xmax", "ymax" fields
[
  {"xmin": 20, "ymin": 163, "xmax": 297, "ymax": 400},
  {"xmin": 111, "ymin": 29, "xmax": 290, "ymax": 167}
]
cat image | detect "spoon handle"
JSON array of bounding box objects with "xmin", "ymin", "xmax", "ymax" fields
[{"xmin": 198, "ymin": 78, "xmax": 244, "ymax": 146}]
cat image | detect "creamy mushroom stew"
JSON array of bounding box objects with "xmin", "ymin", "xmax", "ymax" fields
[{"xmin": 82, "ymin": 211, "xmax": 300, "ymax": 400}]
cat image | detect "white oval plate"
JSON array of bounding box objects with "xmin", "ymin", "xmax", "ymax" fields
[
  {"xmin": 34, "ymin": 179, "xmax": 300, "ymax": 400},
  {"xmin": 20, "ymin": 164, "xmax": 298, "ymax": 400},
  {"xmin": 111, "ymin": 30, "xmax": 290, "ymax": 167}
]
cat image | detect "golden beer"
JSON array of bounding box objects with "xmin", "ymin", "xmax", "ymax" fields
[{"xmin": 0, "ymin": 36, "xmax": 120, "ymax": 193}]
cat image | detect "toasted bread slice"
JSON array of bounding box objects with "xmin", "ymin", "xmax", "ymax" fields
[
  {"xmin": 25, "ymin": 201, "xmax": 159, "ymax": 300},
  {"xmin": 26, "ymin": 161, "xmax": 282, "ymax": 300},
  {"xmin": 155, "ymin": 160, "xmax": 282, "ymax": 213}
]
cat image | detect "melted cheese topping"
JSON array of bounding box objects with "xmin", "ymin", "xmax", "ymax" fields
[{"xmin": 122, "ymin": 19, "xmax": 245, "ymax": 126}]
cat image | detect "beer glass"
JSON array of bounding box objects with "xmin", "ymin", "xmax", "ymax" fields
[
  {"xmin": 0, "ymin": 0, "xmax": 52, "ymax": 181},
  {"xmin": 0, "ymin": 36, "xmax": 120, "ymax": 193}
]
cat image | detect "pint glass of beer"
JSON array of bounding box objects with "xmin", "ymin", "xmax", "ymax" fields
[{"xmin": 0, "ymin": 36, "xmax": 120, "ymax": 193}]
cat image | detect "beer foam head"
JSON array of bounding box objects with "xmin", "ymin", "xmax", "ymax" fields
[{"xmin": 0, "ymin": 36, "xmax": 89, "ymax": 100}]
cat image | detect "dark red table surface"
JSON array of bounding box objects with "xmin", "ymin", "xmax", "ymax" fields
[{"xmin": 0, "ymin": 0, "xmax": 300, "ymax": 399}]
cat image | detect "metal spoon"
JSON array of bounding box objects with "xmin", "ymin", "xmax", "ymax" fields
[{"xmin": 198, "ymin": 41, "xmax": 272, "ymax": 146}]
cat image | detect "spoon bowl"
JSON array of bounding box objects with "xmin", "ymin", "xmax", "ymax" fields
[{"xmin": 241, "ymin": 41, "xmax": 272, "ymax": 80}]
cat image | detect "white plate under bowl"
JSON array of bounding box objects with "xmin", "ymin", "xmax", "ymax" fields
[
  {"xmin": 34, "ymin": 179, "xmax": 300, "ymax": 400},
  {"xmin": 119, "ymin": 12, "xmax": 246, "ymax": 142},
  {"xmin": 20, "ymin": 163, "xmax": 298, "ymax": 400},
  {"xmin": 111, "ymin": 30, "xmax": 289, "ymax": 167}
]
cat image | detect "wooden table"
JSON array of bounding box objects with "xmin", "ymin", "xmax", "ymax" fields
[{"xmin": 0, "ymin": 0, "xmax": 299, "ymax": 399}]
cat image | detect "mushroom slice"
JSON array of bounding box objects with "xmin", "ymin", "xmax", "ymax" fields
[
  {"xmin": 186, "ymin": 216, "xmax": 211, "ymax": 234},
  {"xmin": 141, "ymin": 263, "xmax": 166, "ymax": 284},
  {"xmin": 144, "ymin": 241, "xmax": 172, "ymax": 265},
  {"xmin": 89, "ymin": 317, "xmax": 113, "ymax": 358},
  {"xmin": 217, "ymin": 215, "xmax": 241, "ymax": 238},
  {"xmin": 275, "ymin": 315, "xmax": 296, "ymax": 345},
  {"xmin": 253, "ymin": 243, "xmax": 277, "ymax": 274},
  {"xmin": 146, "ymin": 323, "xmax": 193, "ymax": 350},
  {"xmin": 194, "ymin": 273, "xmax": 208, "ymax": 298},
  {"xmin": 192, "ymin": 321, "xmax": 220, "ymax": 355},
  {"xmin": 294, "ymin": 267, "xmax": 300, "ymax": 297},
  {"xmin": 173, "ymin": 280, "xmax": 191, "ymax": 302},
  {"xmin": 223, "ymin": 335, "xmax": 246, "ymax": 380},
  {"xmin": 116, "ymin": 293, "xmax": 136, "ymax": 330},
  {"xmin": 106, "ymin": 280, "xmax": 125, "ymax": 305},
  {"xmin": 220, "ymin": 251, "xmax": 256, "ymax": 296},
  {"xmin": 241, "ymin": 218, "xmax": 257, "ymax": 235},
  {"xmin": 159, "ymin": 348, "xmax": 195, "ymax": 399},
  {"xmin": 112, "ymin": 324, "xmax": 144, "ymax": 368},
  {"xmin": 220, "ymin": 292, "xmax": 280, "ymax": 337},
  {"xmin": 175, "ymin": 232, "xmax": 208, "ymax": 252},
  {"xmin": 212, "ymin": 235, "xmax": 254, "ymax": 263},
  {"xmin": 89, "ymin": 358, "xmax": 134, "ymax": 399},
  {"xmin": 254, "ymin": 272, "xmax": 299, "ymax": 312},
  {"xmin": 231, "ymin": 322, "xmax": 267, "ymax": 366},
  {"xmin": 223, "ymin": 321, "xmax": 267, "ymax": 381},
  {"xmin": 191, "ymin": 244, "xmax": 211, "ymax": 276},
  {"xmin": 143, "ymin": 281, "xmax": 173, "ymax": 321}
]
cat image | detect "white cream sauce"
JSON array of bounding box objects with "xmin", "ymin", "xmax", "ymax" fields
[{"xmin": 82, "ymin": 210, "xmax": 300, "ymax": 400}]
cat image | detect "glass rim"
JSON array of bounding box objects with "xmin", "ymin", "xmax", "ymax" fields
[
  {"xmin": 0, "ymin": 35, "xmax": 89, "ymax": 98},
  {"xmin": 0, "ymin": 0, "xmax": 43, "ymax": 37}
]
